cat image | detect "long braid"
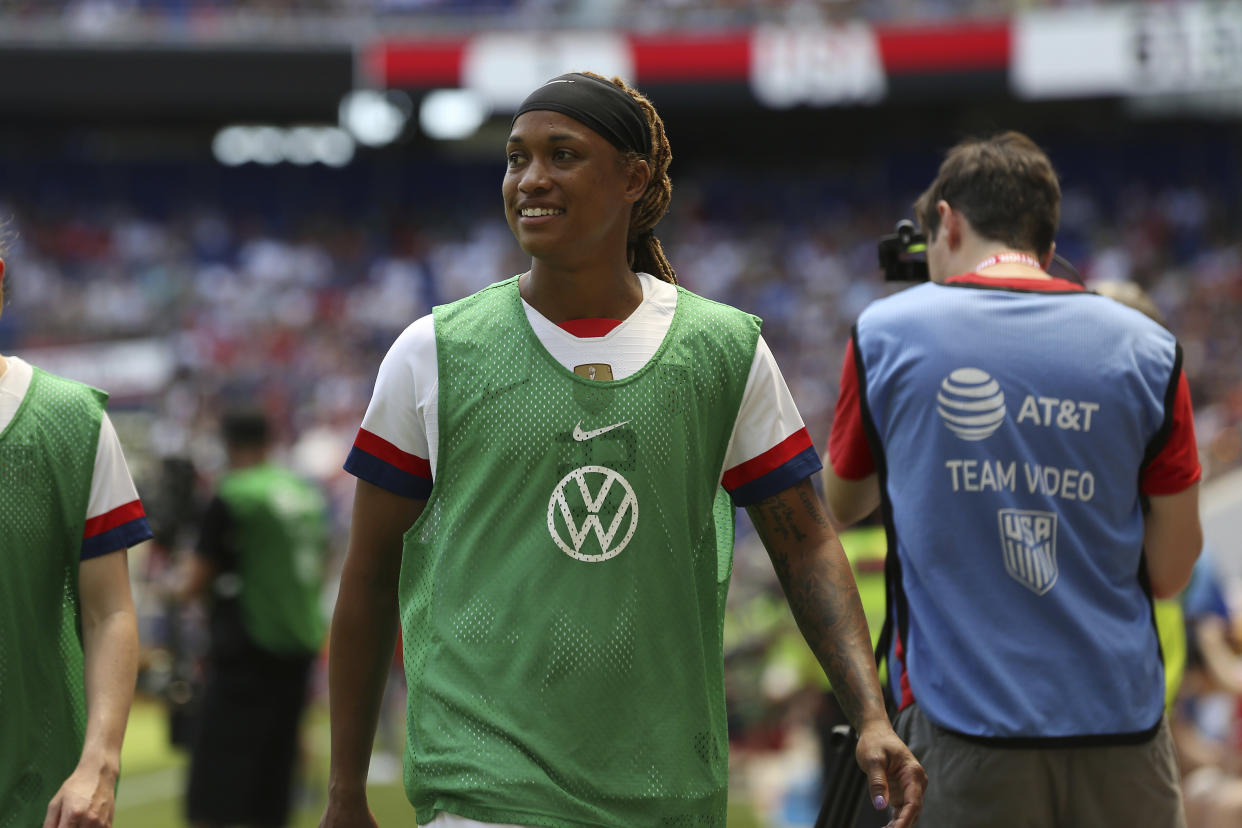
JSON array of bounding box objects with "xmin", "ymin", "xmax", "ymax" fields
[
  {"xmin": 0, "ymin": 219, "xmax": 11, "ymax": 307},
  {"xmin": 586, "ymin": 72, "xmax": 677, "ymax": 284}
]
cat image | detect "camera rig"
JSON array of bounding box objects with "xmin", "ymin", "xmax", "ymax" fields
[{"xmin": 877, "ymin": 219, "xmax": 1082, "ymax": 284}]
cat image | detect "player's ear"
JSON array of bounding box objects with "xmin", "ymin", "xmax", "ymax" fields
[{"xmin": 623, "ymin": 156, "xmax": 651, "ymax": 204}]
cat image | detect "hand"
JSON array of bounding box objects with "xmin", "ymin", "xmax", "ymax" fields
[
  {"xmin": 855, "ymin": 719, "xmax": 926, "ymax": 828},
  {"xmin": 319, "ymin": 793, "xmax": 379, "ymax": 828},
  {"xmin": 42, "ymin": 765, "xmax": 117, "ymax": 828}
]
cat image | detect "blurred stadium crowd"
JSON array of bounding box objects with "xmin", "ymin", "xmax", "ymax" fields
[
  {"xmin": 0, "ymin": 0, "xmax": 1178, "ymax": 32},
  {"xmin": 1, "ymin": 150, "xmax": 1239, "ymax": 497}
]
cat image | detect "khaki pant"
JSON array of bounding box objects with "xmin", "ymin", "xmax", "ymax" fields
[{"xmin": 895, "ymin": 704, "xmax": 1185, "ymax": 828}]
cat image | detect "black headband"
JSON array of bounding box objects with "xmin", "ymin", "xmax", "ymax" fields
[{"xmin": 512, "ymin": 73, "xmax": 651, "ymax": 156}]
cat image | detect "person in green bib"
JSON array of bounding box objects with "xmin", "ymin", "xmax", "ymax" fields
[
  {"xmin": 181, "ymin": 408, "xmax": 329, "ymax": 828},
  {"xmin": 0, "ymin": 246, "xmax": 152, "ymax": 827},
  {"xmin": 324, "ymin": 72, "xmax": 925, "ymax": 828}
]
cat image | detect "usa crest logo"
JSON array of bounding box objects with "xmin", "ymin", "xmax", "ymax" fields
[
  {"xmin": 997, "ymin": 509, "xmax": 1058, "ymax": 595},
  {"xmin": 547, "ymin": 465, "xmax": 639, "ymax": 563}
]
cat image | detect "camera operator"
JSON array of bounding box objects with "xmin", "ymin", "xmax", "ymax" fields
[{"xmin": 822, "ymin": 131, "xmax": 1203, "ymax": 827}]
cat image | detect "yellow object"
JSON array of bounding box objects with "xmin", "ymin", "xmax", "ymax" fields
[{"xmin": 1154, "ymin": 598, "xmax": 1186, "ymax": 712}]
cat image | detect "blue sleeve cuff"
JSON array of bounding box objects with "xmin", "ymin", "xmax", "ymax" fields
[
  {"xmin": 728, "ymin": 447, "xmax": 823, "ymax": 507},
  {"xmin": 344, "ymin": 447, "xmax": 433, "ymax": 500},
  {"xmin": 82, "ymin": 517, "xmax": 154, "ymax": 560}
]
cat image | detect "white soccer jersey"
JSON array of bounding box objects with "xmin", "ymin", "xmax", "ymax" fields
[
  {"xmin": 0, "ymin": 356, "xmax": 151, "ymax": 558},
  {"xmin": 347, "ymin": 273, "xmax": 817, "ymax": 506},
  {"xmin": 429, "ymin": 815, "xmax": 528, "ymax": 828}
]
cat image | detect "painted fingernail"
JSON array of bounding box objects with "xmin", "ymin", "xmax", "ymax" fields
[{"xmin": 873, "ymin": 795, "xmax": 887, "ymax": 810}]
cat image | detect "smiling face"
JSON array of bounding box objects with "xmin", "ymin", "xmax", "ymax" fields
[{"xmin": 503, "ymin": 110, "xmax": 646, "ymax": 271}]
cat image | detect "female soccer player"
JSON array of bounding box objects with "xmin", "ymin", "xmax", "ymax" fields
[{"xmin": 322, "ymin": 72, "xmax": 924, "ymax": 828}]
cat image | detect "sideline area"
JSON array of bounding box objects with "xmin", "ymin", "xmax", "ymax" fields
[
  {"xmin": 115, "ymin": 698, "xmax": 422, "ymax": 827},
  {"xmin": 115, "ymin": 698, "xmax": 763, "ymax": 827}
]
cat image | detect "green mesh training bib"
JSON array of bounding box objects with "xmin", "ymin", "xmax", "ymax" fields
[
  {"xmin": 401, "ymin": 277, "xmax": 760, "ymax": 827},
  {"xmin": 216, "ymin": 465, "xmax": 328, "ymax": 655},
  {"xmin": 0, "ymin": 367, "xmax": 104, "ymax": 827}
]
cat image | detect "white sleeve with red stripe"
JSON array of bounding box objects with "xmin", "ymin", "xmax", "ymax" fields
[
  {"xmin": 345, "ymin": 322, "xmax": 818, "ymax": 506},
  {"xmin": 82, "ymin": 412, "xmax": 153, "ymax": 560},
  {"xmin": 344, "ymin": 315, "xmax": 437, "ymax": 500},
  {"xmin": 720, "ymin": 336, "xmax": 822, "ymax": 507}
]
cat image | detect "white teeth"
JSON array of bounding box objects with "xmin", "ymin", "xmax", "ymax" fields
[{"xmin": 521, "ymin": 207, "xmax": 564, "ymax": 217}]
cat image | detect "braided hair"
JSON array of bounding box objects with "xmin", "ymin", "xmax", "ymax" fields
[
  {"xmin": 0, "ymin": 221, "xmax": 10, "ymax": 307},
  {"xmin": 583, "ymin": 72, "xmax": 677, "ymax": 285}
]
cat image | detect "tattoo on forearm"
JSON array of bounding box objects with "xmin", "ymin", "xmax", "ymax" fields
[
  {"xmin": 795, "ymin": 481, "xmax": 833, "ymax": 530},
  {"xmin": 751, "ymin": 481, "xmax": 885, "ymax": 729},
  {"xmin": 790, "ymin": 563, "xmax": 876, "ymax": 727},
  {"xmin": 753, "ymin": 491, "xmax": 808, "ymax": 544}
]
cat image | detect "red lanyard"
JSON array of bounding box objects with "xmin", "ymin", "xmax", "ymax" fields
[{"xmin": 974, "ymin": 252, "xmax": 1042, "ymax": 271}]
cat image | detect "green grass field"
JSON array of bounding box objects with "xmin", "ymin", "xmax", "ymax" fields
[
  {"xmin": 115, "ymin": 698, "xmax": 417, "ymax": 827},
  {"xmin": 115, "ymin": 699, "xmax": 763, "ymax": 827}
]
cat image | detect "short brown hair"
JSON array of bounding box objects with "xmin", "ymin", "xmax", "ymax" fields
[{"xmin": 914, "ymin": 131, "xmax": 1060, "ymax": 257}]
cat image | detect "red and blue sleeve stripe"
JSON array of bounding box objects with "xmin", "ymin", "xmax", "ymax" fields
[
  {"xmin": 344, "ymin": 428, "xmax": 433, "ymax": 500},
  {"xmin": 82, "ymin": 500, "xmax": 153, "ymax": 560},
  {"xmin": 722, "ymin": 428, "xmax": 822, "ymax": 507}
]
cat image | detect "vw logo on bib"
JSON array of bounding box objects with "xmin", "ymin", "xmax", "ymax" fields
[{"xmin": 547, "ymin": 465, "xmax": 639, "ymax": 563}]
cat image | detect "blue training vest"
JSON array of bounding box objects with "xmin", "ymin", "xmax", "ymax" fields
[{"xmin": 855, "ymin": 279, "xmax": 1180, "ymax": 742}]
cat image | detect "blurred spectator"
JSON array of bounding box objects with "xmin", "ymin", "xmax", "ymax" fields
[
  {"xmin": 1174, "ymin": 555, "xmax": 1242, "ymax": 828},
  {"xmin": 177, "ymin": 408, "xmax": 331, "ymax": 828}
]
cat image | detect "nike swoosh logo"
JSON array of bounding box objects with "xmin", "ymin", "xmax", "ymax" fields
[{"xmin": 572, "ymin": 420, "xmax": 630, "ymax": 441}]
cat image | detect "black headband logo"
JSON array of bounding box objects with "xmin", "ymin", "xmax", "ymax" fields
[{"xmin": 513, "ymin": 72, "xmax": 650, "ymax": 156}]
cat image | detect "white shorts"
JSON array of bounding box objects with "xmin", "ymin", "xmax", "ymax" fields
[{"xmin": 428, "ymin": 815, "xmax": 534, "ymax": 828}]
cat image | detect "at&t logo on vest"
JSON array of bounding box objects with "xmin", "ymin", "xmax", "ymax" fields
[
  {"xmin": 547, "ymin": 465, "xmax": 639, "ymax": 563},
  {"xmin": 937, "ymin": 367, "xmax": 1006, "ymax": 441}
]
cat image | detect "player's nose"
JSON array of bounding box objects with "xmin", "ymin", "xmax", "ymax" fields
[{"xmin": 518, "ymin": 157, "xmax": 552, "ymax": 193}]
